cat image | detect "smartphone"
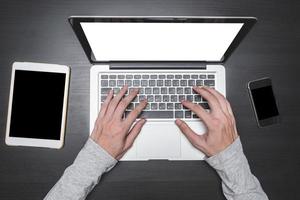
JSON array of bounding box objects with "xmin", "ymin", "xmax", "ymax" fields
[{"xmin": 248, "ymin": 77, "xmax": 280, "ymax": 127}]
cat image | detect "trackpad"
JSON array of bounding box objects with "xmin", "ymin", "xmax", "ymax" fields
[{"xmin": 136, "ymin": 122, "xmax": 181, "ymax": 159}]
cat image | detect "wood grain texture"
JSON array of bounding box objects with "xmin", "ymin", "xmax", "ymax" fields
[{"xmin": 0, "ymin": 0, "xmax": 299, "ymax": 199}]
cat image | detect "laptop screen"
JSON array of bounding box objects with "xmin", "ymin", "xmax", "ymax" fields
[
  {"xmin": 75, "ymin": 18, "xmax": 255, "ymax": 62},
  {"xmin": 69, "ymin": 16, "xmax": 256, "ymax": 63}
]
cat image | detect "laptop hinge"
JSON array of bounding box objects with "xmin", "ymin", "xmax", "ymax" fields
[{"xmin": 109, "ymin": 62, "xmax": 207, "ymax": 70}]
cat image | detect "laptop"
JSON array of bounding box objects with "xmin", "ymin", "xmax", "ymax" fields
[{"xmin": 69, "ymin": 16, "xmax": 256, "ymax": 160}]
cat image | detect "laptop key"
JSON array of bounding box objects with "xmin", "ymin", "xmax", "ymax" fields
[
  {"xmin": 153, "ymin": 88, "xmax": 160, "ymax": 94},
  {"xmin": 175, "ymin": 103, "xmax": 182, "ymax": 110},
  {"xmin": 163, "ymin": 95, "xmax": 169, "ymax": 102},
  {"xmin": 161, "ymin": 87, "xmax": 167, "ymax": 94},
  {"xmin": 134, "ymin": 75, "xmax": 141, "ymax": 79},
  {"xmin": 159, "ymin": 75, "xmax": 166, "ymax": 79},
  {"xmin": 101, "ymin": 80, "xmax": 108, "ymax": 87},
  {"xmin": 118, "ymin": 75, "xmax": 125, "ymax": 79},
  {"xmin": 175, "ymin": 111, "xmax": 184, "ymax": 118},
  {"xmin": 117, "ymin": 80, "xmax": 124, "ymax": 86},
  {"xmin": 133, "ymin": 80, "xmax": 140, "ymax": 86},
  {"xmin": 169, "ymin": 87, "xmax": 175, "ymax": 94},
  {"xmin": 142, "ymin": 74, "xmax": 149, "ymax": 79},
  {"xmin": 150, "ymin": 75, "xmax": 157, "ymax": 79},
  {"xmin": 139, "ymin": 88, "xmax": 145, "ymax": 94},
  {"xmin": 192, "ymin": 113, "xmax": 199, "ymax": 118},
  {"xmin": 141, "ymin": 80, "xmax": 148, "ymax": 86},
  {"xmin": 145, "ymin": 88, "xmax": 152, "ymax": 94},
  {"xmin": 101, "ymin": 87, "xmax": 111, "ymax": 94},
  {"xmin": 125, "ymin": 80, "xmax": 132, "ymax": 86},
  {"xmin": 109, "ymin": 75, "xmax": 117, "ymax": 79},
  {"xmin": 196, "ymin": 80, "xmax": 203, "ymax": 86},
  {"xmin": 139, "ymin": 95, "xmax": 146, "ymax": 101},
  {"xmin": 101, "ymin": 75, "xmax": 108, "ymax": 79},
  {"xmin": 172, "ymin": 80, "xmax": 179, "ymax": 86},
  {"xmin": 184, "ymin": 87, "xmax": 191, "ymax": 94},
  {"xmin": 109, "ymin": 80, "xmax": 116, "ymax": 87},
  {"xmin": 149, "ymin": 80, "xmax": 156, "ymax": 86},
  {"xmin": 183, "ymin": 75, "xmax": 190, "ymax": 79},
  {"xmin": 136, "ymin": 111, "xmax": 173, "ymax": 119},
  {"xmin": 191, "ymin": 74, "xmax": 198, "ymax": 79},
  {"xmin": 194, "ymin": 95, "xmax": 201, "ymax": 102},
  {"xmin": 177, "ymin": 87, "xmax": 183, "ymax": 94},
  {"xmin": 186, "ymin": 95, "xmax": 193, "ymax": 101},
  {"xmin": 147, "ymin": 95, "xmax": 154, "ymax": 102},
  {"xmin": 101, "ymin": 95, "xmax": 107, "ymax": 102},
  {"xmin": 126, "ymin": 74, "xmax": 133, "ymax": 79},
  {"xmin": 167, "ymin": 103, "xmax": 174, "ymax": 110},
  {"xmin": 167, "ymin": 74, "xmax": 174, "ymax": 79},
  {"xmin": 157, "ymin": 80, "xmax": 163, "ymax": 86},
  {"xmin": 208, "ymin": 74, "xmax": 215, "ymax": 79},
  {"xmin": 165, "ymin": 80, "xmax": 171, "ymax": 86},
  {"xmin": 175, "ymin": 75, "xmax": 182, "ymax": 79},
  {"xmin": 200, "ymin": 74, "xmax": 206, "ymax": 79},
  {"xmin": 127, "ymin": 103, "xmax": 134, "ymax": 110},
  {"xmin": 155, "ymin": 95, "xmax": 161, "ymax": 102},
  {"xmin": 185, "ymin": 111, "xmax": 192, "ymax": 118},
  {"xmin": 200, "ymin": 102, "xmax": 210, "ymax": 109},
  {"xmin": 178, "ymin": 95, "xmax": 185, "ymax": 102},
  {"xmin": 159, "ymin": 103, "xmax": 166, "ymax": 110},
  {"xmin": 151, "ymin": 103, "xmax": 158, "ymax": 110},
  {"xmin": 171, "ymin": 95, "xmax": 177, "ymax": 102},
  {"xmin": 188, "ymin": 80, "xmax": 195, "ymax": 86},
  {"xmin": 180, "ymin": 80, "xmax": 187, "ymax": 86},
  {"xmin": 204, "ymin": 80, "xmax": 215, "ymax": 86}
]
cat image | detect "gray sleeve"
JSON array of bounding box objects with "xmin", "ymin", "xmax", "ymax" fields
[
  {"xmin": 205, "ymin": 137, "xmax": 268, "ymax": 200},
  {"xmin": 44, "ymin": 138, "xmax": 118, "ymax": 200}
]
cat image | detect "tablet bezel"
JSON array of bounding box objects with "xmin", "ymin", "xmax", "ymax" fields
[{"xmin": 5, "ymin": 62, "xmax": 70, "ymax": 149}]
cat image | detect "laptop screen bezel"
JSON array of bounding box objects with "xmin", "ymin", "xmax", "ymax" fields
[{"xmin": 68, "ymin": 16, "xmax": 257, "ymax": 64}]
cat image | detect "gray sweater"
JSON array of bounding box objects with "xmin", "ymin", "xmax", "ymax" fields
[{"xmin": 44, "ymin": 137, "xmax": 268, "ymax": 200}]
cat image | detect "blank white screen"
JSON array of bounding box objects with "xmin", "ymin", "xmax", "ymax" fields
[{"xmin": 81, "ymin": 22, "xmax": 243, "ymax": 61}]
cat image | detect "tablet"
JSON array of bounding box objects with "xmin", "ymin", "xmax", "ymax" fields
[{"xmin": 5, "ymin": 62, "xmax": 70, "ymax": 149}]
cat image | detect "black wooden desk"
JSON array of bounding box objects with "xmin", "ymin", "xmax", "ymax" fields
[{"xmin": 0, "ymin": 0, "xmax": 299, "ymax": 199}]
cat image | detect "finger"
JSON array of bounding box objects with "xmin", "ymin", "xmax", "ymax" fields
[
  {"xmin": 203, "ymin": 87, "xmax": 230, "ymax": 115},
  {"xmin": 175, "ymin": 119, "xmax": 206, "ymax": 150},
  {"xmin": 181, "ymin": 100, "xmax": 211, "ymax": 125},
  {"xmin": 124, "ymin": 119, "xmax": 146, "ymax": 151},
  {"xmin": 91, "ymin": 89, "xmax": 113, "ymax": 139},
  {"xmin": 106, "ymin": 85, "xmax": 128, "ymax": 118},
  {"xmin": 114, "ymin": 88, "xmax": 139, "ymax": 119},
  {"xmin": 125, "ymin": 99, "xmax": 148, "ymax": 126},
  {"xmin": 99, "ymin": 89, "xmax": 114, "ymax": 119},
  {"xmin": 193, "ymin": 86, "xmax": 222, "ymax": 113}
]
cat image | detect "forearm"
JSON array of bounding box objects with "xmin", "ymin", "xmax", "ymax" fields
[
  {"xmin": 44, "ymin": 138, "xmax": 117, "ymax": 200},
  {"xmin": 205, "ymin": 137, "xmax": 268, "ymax": 200}
]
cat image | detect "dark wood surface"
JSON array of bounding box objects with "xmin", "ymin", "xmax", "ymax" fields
[{"xmin": 0, "ymin": 0, "xmax": 299, "ymax": 199}]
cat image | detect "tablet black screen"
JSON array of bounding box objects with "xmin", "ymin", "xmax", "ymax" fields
[{"xmin": 9, "ymin": 70, "xmax": 66, "ymax": 140}]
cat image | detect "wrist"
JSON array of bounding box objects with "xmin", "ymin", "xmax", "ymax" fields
[{"xmin": 205, "ymin": 137, "xmax": 243, "ymax": 169}]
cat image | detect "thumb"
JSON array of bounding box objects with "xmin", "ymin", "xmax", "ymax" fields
[{"xmin": 175, "ymin": 119, "xmax": 206, "ymax": 150}]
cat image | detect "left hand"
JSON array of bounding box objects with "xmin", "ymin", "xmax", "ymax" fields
[{"xmin": 90, "ymin": 85, "xmax": 147, "ymax": 160}]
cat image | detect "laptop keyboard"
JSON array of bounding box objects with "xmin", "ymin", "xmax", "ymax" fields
[{"xmin": 99, "ymin": 72, "xmax": 215, "ymax": 119}]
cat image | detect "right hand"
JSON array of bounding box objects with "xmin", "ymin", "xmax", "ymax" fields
[{"xmin": 175, "ymin": 86, "xmax": 239, "ymax": 157}]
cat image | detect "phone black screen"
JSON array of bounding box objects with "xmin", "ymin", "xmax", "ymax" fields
[
  {"xmin": 251, "ymin": 86, "xmax": 279, "ymax": 120},
  {"xmin": 9, "ymin": 70, "xmax": 66, "ymax": 140}
]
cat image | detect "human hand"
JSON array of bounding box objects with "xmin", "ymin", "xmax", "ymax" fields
[
  {"xmin": 90, "ymin": 85, "xmax": 147, "ymax": 160},
  {"xmin": 175, "ymin": 86, "xmax": 239, "ymax": 157}
]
